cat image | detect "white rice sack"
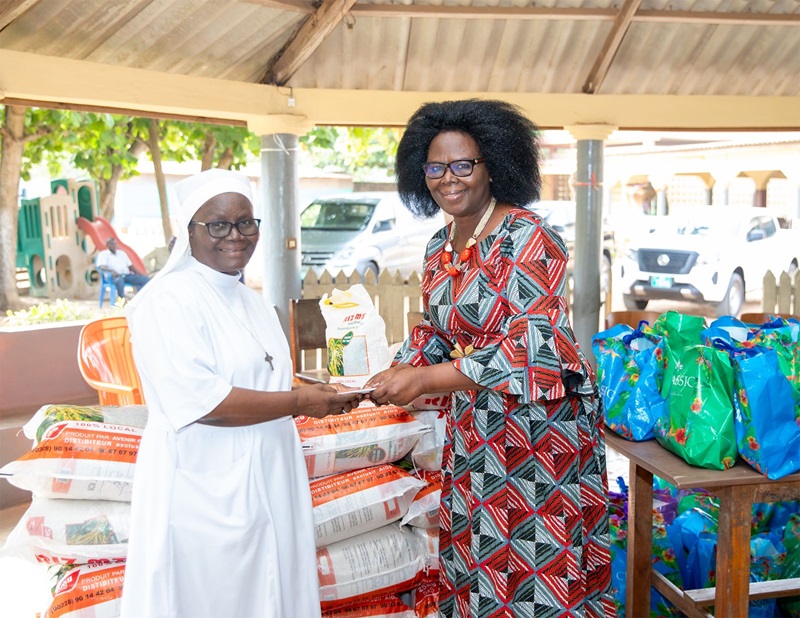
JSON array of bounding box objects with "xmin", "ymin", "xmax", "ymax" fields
[
  {"xmin": 317, "ymin": 523, "xmax": 424, "ymax": 606},
  {"xmin": 400, "ymin": 470, "xmax": 441, "ymax": 530},
  {"xmin": 296, "ymin": 405, "xmax": 430, "ymax": 479},
  {"xmin": 407, "ymin": 410, "xmax": 446, "ymax": 472},
  {"xmin": 2, "ymin": 419, "xmax": 142, "ymax": 501},
  {"xmin": 409, "ymin": 393, "xmax": 451, "ymax": 411},
  {"xmin": 44, "ymin": 562, "xmax": 125, "ymax": 618},
  {"xmin": 321, "ymin": 593, "xmax": 415, "ymax": 618},
  {"xmin": 411, "ymin": 527, "xmax": 440, "ymax": 572},
  {"xmin": 320, "ymin": 285, "xmax": 390, "ymax": 388},
  {"xmin": 22, "ymin": 405, "xmax": 148, "ymax": 441},
  {"xmin": 413, "ymin": 574, "xmax": 441, "ymax": 618},
  {"xmin": 311, "ymin": 464, "xmax": 426, "ymax": 548},
  {"xmin": 0, "ymin": 497, "xmax": 129, "ymax": 564}
]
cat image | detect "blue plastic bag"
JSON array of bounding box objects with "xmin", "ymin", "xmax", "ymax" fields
[
  {"xmin": 592, "ymin": 322, "xmax": 667, "ymax": 440},
  {"xmin": 732, "ymin": 347, "xmax": 800, "ymax": 479},
  {"xmin": 749, "ymin": 532, "xmax": 787, "ymax": 618}
]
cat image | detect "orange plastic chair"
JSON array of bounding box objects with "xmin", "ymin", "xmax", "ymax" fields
[{"xmin": 77, "ymin": 316, "xmax": 144, "ymax": 406}]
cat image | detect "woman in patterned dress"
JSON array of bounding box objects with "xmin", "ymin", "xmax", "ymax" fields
[{"xmin": 365, "ymin": 99, "xmax": 614, "ymax": 618}]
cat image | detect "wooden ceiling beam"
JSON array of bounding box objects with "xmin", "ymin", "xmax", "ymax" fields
[
  {"xmin": 0, "ymin": 97, "xmax": 248, "ymax": 126},
  {"xmin": 582, "ymin": 0, "xmax": 643, "ymax": 94},
  {"xmin": 0, "ymin": 0, "xmax": 40, "ymax": 32},
  {"xmin": 634, "ymin": 10, "xmax": 800, "ymax": 26},
  {"xmin": 244, "ymin": 0, "xmax": 800, "ymax": 25},
  {"xmin": 262, "ymin": 0, "xmax": 359, "ymax": 86}
]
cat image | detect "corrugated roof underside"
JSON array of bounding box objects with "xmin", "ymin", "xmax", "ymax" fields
[{"xmin": 1, "ymin": 0, "xmax": 797, "ymax": 95}]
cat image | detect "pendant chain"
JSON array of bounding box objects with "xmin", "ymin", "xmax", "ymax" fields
[
  {"xmin": 198, "ymin": 273, "xmax": 274, "ymax": 369},
  {"xmin": 441, "ymin": 197, "xmax": 497, "ymax": 277}
]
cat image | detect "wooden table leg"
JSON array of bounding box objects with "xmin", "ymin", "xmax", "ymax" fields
[
  {"xmin": 626, "ymin": 460, "xmax": 653, "ymax": 618},
  {"xmin": 714, "ymin": 486, "xmax": 753, "ymax": 618}
]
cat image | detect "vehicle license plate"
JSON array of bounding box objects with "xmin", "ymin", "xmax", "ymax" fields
[{"xmin": 650, "ymin": 275, "xmax": 673, "ymax": 289}]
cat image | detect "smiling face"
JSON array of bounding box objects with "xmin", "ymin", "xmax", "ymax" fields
[
  {"xmin": 188, "ymin": 192, "xmax": 258, "ymax": 275},
  {"xmin": 425, "ymin": 130, "xmax": 493, "ymax": 221}
]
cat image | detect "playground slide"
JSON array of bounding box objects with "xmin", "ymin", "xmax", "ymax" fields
[{"xmin": 77, "ymin": 216, "xmax": 148, "ymax": 275}]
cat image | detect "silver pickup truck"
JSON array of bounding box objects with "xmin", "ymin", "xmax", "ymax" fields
[{"xmin": 618, "ymin": 207, "xmax": 799, "ymax": 317}]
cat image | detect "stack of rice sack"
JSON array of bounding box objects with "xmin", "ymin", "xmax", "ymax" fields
[
  {"xmin": 593, "ymin": 311, "xmax": 800, "ymax": 479},
  {"xmin": 315, "ymin": 286, "xmax": 452, "ymax": 615},
  {"xmin": 0, "ymin": 404, "xmax": 147, "ymax": 618},
  {"xmin": 296, "ymin": 403, "xmax": 440, "ymax": 615},
  {"xmin": 608, "ymin": 475, "xmax": 800, "ymax": 618},
  {"xmin": 398, "ymin": 399, "xmax": 448, "ymax": 618}
]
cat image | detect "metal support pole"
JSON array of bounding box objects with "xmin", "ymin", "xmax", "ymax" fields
[
  {"xmin": 260, "ymin": 133, "xmax": 301, "ymax": 339},
  {"xmin": 572, "ymin": 138, "xmax": 605, "ymax": 367}
]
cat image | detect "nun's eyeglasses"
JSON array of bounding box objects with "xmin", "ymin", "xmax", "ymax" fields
[
  {"xmin": 190, "ymin": 218, "xmax": 261, "ymax": 238},
  {"xmin": 422, "ymin": 158, "xmax": 485, "ymax": 179}
]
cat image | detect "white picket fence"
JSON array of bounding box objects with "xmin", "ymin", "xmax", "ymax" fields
[
  {"xmin": 301, "ymin": 268, "xmax": 798, "ymax": 334},
  {"xmin": 763, "ymin": 270, "xmax": 800, "ymax": 316},
  {"xmin": 300, "ymin": 268, "xmax": 590, "ymax": 346}
]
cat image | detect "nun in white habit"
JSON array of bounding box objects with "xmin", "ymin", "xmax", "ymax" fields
[{"xmin": 122, "ymin": 169, "xmax": 362, "ymax": 618}]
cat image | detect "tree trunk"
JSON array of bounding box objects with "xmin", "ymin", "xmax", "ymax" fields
[
  {"xmin": 97, "ymin": 140, "xmax": 147, "ymax": 222},
  {"xmin": 148, "ymin": 119, "xmax": 172, "ymax": 244},
  {"xmin": 201, "ymin": 133, "xmax": 216, "ymax": 171},
  {"xmin": 217, "ymin": 147, "xmax": 233, "ymax": 170},
  {"xmin": 0, "ymin": 106, "xmax": 27, "ymax": 311}
]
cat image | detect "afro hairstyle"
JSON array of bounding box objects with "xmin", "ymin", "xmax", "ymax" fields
[{"xmin": 395, "ymin": 99, "xmax": 542, "ymax": 218}]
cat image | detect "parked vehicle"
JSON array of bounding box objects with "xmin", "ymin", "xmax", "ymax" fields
[
  {"xmin": 300, "ymin": 192, "xmax": 445, "ymax": 278},
  {"xmin": 528, "ymin": 200, "xmax": 617, "ymax": 295},
  {"xmin": 618, "ymin": 207, "xmax": 799, "ymax": 316}
]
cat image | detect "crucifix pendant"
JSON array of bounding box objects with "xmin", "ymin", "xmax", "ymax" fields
[{"xmin": 264, "ymin": 352, "xmax": 274, "ymax": 370}]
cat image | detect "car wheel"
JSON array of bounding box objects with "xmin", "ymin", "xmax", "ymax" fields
[
  {"xmin": 363, "ymin": 261, "xmax": 379, "ymax": 282},
  {"xmin": 623, "ymin": 294, "xmax": 649, "ymax": 311},
  {"xmin": 716, "ymin": 272, "xmax": 745, "ymax": 317}
]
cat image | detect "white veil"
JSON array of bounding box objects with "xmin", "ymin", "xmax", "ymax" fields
[{"xmin": 126, "ymin": 168, "xmax": 254, "ymax": 313}]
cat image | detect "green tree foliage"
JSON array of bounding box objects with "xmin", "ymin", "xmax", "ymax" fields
[
  {"xmin": 300, "ymin": 126, "xmax": 400, "ymax": 180},
  {"xmin": 172, "ymin": 122, "xmax": 259, "ymax": 171},
  {"xmin": 67, "ymin": 114, "xmax": 150, "ymax": 221}
]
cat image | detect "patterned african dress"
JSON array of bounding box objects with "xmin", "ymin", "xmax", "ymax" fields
[{"xmin": 395, "ymin": 207, "xmax": 614, "ymax": 618}]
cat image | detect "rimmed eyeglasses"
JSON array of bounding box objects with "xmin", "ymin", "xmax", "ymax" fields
[
  {"xmin": 422, "ymin": 158, "xmax": 485, "ymax": 179},
  {"xmin": 189, "ymin": 218, "xmax": 261, "ymax": 239}
]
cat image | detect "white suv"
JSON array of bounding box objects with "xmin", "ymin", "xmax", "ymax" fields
[{"xmin": 300, "ymin": 192, "xmax": 445, "ymax": 278}]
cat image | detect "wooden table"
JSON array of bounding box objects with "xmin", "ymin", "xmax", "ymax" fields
[{"xmin": 606, "ymin": 432, "xmax": 800, "ymax": 618}]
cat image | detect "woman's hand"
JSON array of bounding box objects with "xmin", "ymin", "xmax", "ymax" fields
[
  {"xmin": 364, "ymin": 364, "xmax": 423, "ymax": 407},
  {"xmin": 295, "ymin": 384, "xmax": 363, "ymax": 419}
]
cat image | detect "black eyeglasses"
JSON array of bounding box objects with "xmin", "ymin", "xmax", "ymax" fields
[
  {"xmin": 422, "ymin": 158, "xmax": 485, "ymax": 179},
  {"xmin": 189, "ymin": 218, "xmax": 261, "ymax": 239}
]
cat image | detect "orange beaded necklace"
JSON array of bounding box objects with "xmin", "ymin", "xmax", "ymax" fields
[{"xmin": 440, "ymin": 197, "xmax": 497, "ymax": 277}]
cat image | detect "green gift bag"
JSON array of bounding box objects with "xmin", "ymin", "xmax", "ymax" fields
[{"xmin": 653, "ymin": 312, "xmax": 738, "ymax": 470}]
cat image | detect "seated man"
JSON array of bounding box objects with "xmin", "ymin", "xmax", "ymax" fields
[{"xmin": 96, "ymin": 238, "xmax": 150, "ymax": 298}]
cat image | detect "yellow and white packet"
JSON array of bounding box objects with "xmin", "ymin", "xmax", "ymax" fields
[{"xmin": 319, "ymin": 284, "xmax": 390, "ymax": 387}]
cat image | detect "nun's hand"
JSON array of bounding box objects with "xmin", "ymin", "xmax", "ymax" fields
[{"xmin": 296, "ymin": 384, "xmax": 363, "ymax": 418}]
